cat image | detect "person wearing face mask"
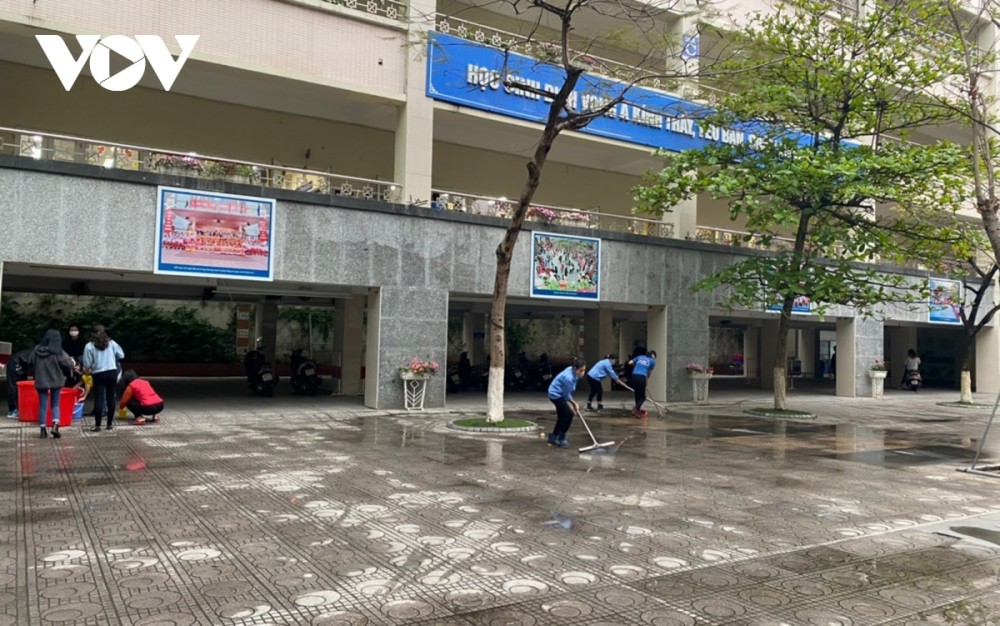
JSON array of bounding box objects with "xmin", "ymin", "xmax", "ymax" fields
[{"xmin": 62, "ymin": 324, "xmax": 86, "ymax": 387}]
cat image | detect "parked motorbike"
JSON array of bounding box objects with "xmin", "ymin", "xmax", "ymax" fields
[
  {"xmin": 524, "ymin": 353, "xmax": 554, "ymax": 390},
  {"xmin": 289, "ymin": 349, "xmax": 321, "ymax": 395},
  {"xmin": 244, "ymin": 339, "xmax": 278, "ymax": 397},
  {"xmin": 906, "ymin": 369, "xmax": 921, "ymax": 392}
]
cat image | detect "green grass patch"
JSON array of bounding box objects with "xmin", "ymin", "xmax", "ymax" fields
[{"xmin": 452, "ymin": 418, "xmax": 535, "ymax": 429}]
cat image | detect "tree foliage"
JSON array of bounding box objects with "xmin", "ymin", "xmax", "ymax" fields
[{"xmin": 635, "ymin": 0, "xmax": 971, "ymax": 408}]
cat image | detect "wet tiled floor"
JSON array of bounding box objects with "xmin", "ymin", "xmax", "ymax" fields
[{"xmin": 2, "ymin": 380, "xmax": 1000, "ymax": 625}]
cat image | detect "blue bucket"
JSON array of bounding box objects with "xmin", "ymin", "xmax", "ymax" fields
[{"xmin": 72, "ymin": 402, "xmax": 84, "ymax": 420}]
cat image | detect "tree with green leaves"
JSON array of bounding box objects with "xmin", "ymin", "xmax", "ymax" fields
[{"xmin": 635, "ymin": 0, "xmax": 971, "ymax": 409}]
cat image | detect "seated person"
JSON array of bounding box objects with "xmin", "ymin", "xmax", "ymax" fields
[{"xmin": 118, "ymin": 369, "xmax": 164, "ymax": 425}]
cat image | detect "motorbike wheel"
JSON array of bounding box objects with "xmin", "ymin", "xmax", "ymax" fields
[{"xmin": 263, "ymin": 386, "xmax": 275, "ymax": 398}]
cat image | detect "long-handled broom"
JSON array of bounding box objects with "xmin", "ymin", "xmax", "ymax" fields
[{"xmin": 576, "ymin": 409, "xmax": 615, "ymax": 453}]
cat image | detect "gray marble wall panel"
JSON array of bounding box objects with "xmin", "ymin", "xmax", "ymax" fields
[
  {"xmin": 374, "ymin": 286, "xmax": 449, "ymax": 410},
  {"xmin": 853, "ymin": 316, "xmax": 885, "ymax": 397}
]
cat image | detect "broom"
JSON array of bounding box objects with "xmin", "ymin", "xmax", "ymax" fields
[{"xmin": 576, "ymin": 409, "xmax": 615, "ymax": 453}]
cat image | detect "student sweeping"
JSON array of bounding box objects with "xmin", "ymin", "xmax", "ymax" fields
[
  {"xmin": 547, "ymin": 357, "xmax": 587, "ymax": 448},
  {"xmin": 585, "ymin": 354, "xmax": 620, "ymax": 412},
  {"xmin": 628, "ymin": 348, "xmax": 656, "ymax": 419}
]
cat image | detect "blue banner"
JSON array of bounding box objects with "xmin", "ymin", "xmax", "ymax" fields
[{"xmin": 427, "ymin": 32, "xmax": 764, "ymax": 153}]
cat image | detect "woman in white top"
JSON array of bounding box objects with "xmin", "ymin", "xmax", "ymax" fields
[{"xmin": 902, "ymin": 349, "xmax": 921, "ymax": 386}]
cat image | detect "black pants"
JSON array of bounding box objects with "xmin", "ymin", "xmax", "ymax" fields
[
  {"xmin": 586, "ymin": 376, "xmax": 604, "ymax": 404},
  {"xmin": 127, "ymin": 399, "xmax": 164, "ymax": 418},
  {"xmin": 92, "ymin": 370, "xmax": 118, "ymax": 427},
  {"xmin": 632, "ymin": 375, "xmax": 647, "ymax": 410},
  {"xmin": 550, "ymin": 398, "xmax": 575, "ymax": 439},
  {"xmin": 6, "ymin": 374, "xmax": 20, "ymax": 413}
]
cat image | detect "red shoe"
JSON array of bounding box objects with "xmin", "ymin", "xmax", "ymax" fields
[{"xmin": 631, "ymin": 409, "xmax": 643, "ymax": 419}]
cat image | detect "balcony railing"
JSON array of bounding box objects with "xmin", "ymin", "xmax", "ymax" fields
[
  {"xmin": 434, "ymin": 15, "xmax": 687, "ymax": 95},
  {"xmin": 694, "ymin": 226, "xmax": 795, "ymax": 252},
  {"xmin": 314, "ymin": 0, "xmax": 406, "ymax": 22},
  {"xmin": 0, "ymin": 128, "xmax": 400, "ymax": 203},
  {"xmin": 431, "ymin": 190, "xmax": 675, "ymax": 238}
]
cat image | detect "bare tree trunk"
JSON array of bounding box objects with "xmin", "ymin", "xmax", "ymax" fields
[
  {"xmin": 773, "ymin": 298, "xmax": 793, "ymax": 411},
  {"xmin": 772, "ymin": 212, "xmax": 812, "ymax": 411},
  {"xmin": 483, "ymin": 25, "xmax": 585, "ymax": 423},
  {"xmin": 485, "ymin": 151, "xmax": 549, "ymax": 422},
  {"xmin": 961, "ymin": 331, "xmax": 975, "ymax": 404}
]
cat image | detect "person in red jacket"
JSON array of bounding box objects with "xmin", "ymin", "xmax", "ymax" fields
[{"xmin": 118, "ymin": 370, "xmax": 164, "ymax": 425}]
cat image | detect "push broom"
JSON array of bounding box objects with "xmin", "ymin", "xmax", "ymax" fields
[{"xmin": 576, "ymin": 409, "xmax": 615, "ymax": 453}]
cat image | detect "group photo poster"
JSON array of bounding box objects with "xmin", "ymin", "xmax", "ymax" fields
[
  {"xmin": 928, "ymin": 277, "xmax": 963, "ymax": 325},
  {"xmin": 155, "ymin": 186, "xmax": 276, "ymax": 281},
  {"xmin": 530, "ymin": 232, "xmax": 601, "ymax": 301}
]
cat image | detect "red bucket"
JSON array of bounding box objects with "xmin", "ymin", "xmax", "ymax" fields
[
  {"xmin": 18, "ymin": 384, "xmax": 74, "ymax": 427},
  {"xmin": 16, "ymin": 381, "xmax": 38, "ymax": 423}
]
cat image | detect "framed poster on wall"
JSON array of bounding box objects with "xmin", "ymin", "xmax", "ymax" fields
[
  {"xmin": 155, "ymin": 186, "xmax": 276, "ymax": 281},
  {"xmin": 928, "ymin": 277, "xmax": 962, "ymax": 324},
  {"xmin": 530, "ymin": 231, "xmax": 600, "ymax": 301}
]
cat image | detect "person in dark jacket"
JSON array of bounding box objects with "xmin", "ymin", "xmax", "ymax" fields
[
  {"xmin": 5, "ymin": 347, "xmax": 32, "ymax": 418},
  {"xmin": 62, "ymin": 324, "xmax": 86, "ymax": 386},
  {"xmin": 26, "ymin": 329, "xmax": 75, "ymax": 439}
]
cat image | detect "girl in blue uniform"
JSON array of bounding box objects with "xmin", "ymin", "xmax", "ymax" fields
[
  {"xmin": 547, "ymin": 357, "xmax": 587, "ymax": 448},
  {"xmin": 585, "ymin": 354, "xmax": 620, "ymax": 411},
  {"xmin": 628, "ymin": 348, "xmax": 656, "ymax": 419}
]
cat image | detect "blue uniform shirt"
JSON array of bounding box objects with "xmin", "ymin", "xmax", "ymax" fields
[
  {"xmin": 632, "ymin": 355, "xmax": 655, "ymax": 377},
  {"xmin": 548, "ymin": 366, "xmax": 579, "ymax": 400},
  {"xmin": 587, "ymin": 359, "xmax": 619, "ymax": 382}
]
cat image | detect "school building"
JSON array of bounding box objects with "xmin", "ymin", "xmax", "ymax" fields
[{"xmin": 0, "ymin": 0, "xmax": 994, "ymax": 408}]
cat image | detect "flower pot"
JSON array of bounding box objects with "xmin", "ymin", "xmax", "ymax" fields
[
  {"xmin": 400, "ymin": 371, "xmax": 431, "ymax": 411},
  {"xmin": 869, "ymin": 370, "xmax": 887, "ymax": 399},
  {"xmin": 689, "ymin": 372, "xmax": 712, "ymax": 404}
]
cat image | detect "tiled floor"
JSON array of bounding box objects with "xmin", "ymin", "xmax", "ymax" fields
[{"xmin": 1, "ymin": 379, "xmax": 999, "ymax": 625}]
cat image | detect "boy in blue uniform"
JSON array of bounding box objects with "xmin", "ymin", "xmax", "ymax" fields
[
  {"xmin": 585, "ymin": 354, "xmax": 620, "ymax": 411},
  {"xmin": 547, "ymin": 357, "xmax": 587, "ymax": 448},
  {"xmin": 628, "ymin": 348, "xmax": 656, "ymax": 419}
]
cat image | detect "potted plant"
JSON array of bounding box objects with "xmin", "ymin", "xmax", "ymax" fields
[
  {"xmin": 153, "ymin": 154, "xmax": 205, "ymax": 176},
  {"xmin": 399, "ymin": 357, "xmax": 440, "ymax": 380},
  {"xmin": 685, "ymin": 362, "xmax": 713, "ymax": 404},
  {"xmin": 869, "ymin": 359, "xmax": 888, "ymax": 399},
  {"xmin": 208, "ymin": 161, "xmax": 256, "ymax": 183},
  {"xmin": 399, "ymin": 357, "xmax": 439, "ymax": 411}
]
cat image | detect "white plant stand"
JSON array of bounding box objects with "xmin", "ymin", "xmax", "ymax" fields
[
  {"xmin": 401, "ymin": 372, "xmax": 431, "ymax": 411},
  {"xmin": 690, "ymin": 373, "xmax": 712, "ymax": 404},
  {"xmin": 870, "ymin": 370, "xmax": 887, "ymax": 399}
]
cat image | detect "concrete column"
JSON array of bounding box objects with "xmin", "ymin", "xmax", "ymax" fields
[
  {"xmin": 661, "ymin": 195, "xmax": 698, "ymax": 241},
  {"xmin": 584, "ymin": 307, "xmax": 613, "ymax": 380},
  {"xmin": 976, "ymin": 325, "xmax": 1000, "ymax": 394},
  {"xmin": 259, "ymin": 301, "xmax": 279, "ymax": 364},
  {"xmin": 463, "ymin": 312, "xmax": 486, "ymax": 364},
  {"xmin": 365, "ymin": 286, "xmax": 449, "ymax": 410},
  {"xmin": 836, "ymin": 316, "xmax": 884, "ymax": 397},
  {"xmin": 647, "ymin": 306, "xmax": 668, "ymax": 402},
  {"xmin": 662, "ymin": 302, "xmax": 710, "ymax": 401},
  {"xmin": 760, "ymin": 319, "xmax": 780, "ymax": 390},
  {"xmin": 744, "ymin": 326, "xmax": 759, "ymax": 383},
  {"xmin": 618, "ymin": 321, "xmax": 637, "ymax": 362},
  {"xmin": 334, "ymin": 295, "xmax": 365, "ymax": 395},
  {"xmin": 889, "ymin": 326, "xmax": 917, "ymax": 389},
  {"xmin": 798, "ymin": 328, "xmax": 817, "ymax": 378},
  {"xmin": 393, "ymin": 0, "xmax": 435, "ymax": 204}
]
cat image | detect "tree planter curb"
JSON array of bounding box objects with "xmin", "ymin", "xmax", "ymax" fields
[
  {"xmin": 936, "ymin": 402, "xmax": 991, "ymax": 409},
  {"xmin": 743, "ymin": 408, "xmax": 817, "ymax": 420},
  {"xmin": 447, "ymin": 420, "xmax": 537, "ymax": 434}
]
